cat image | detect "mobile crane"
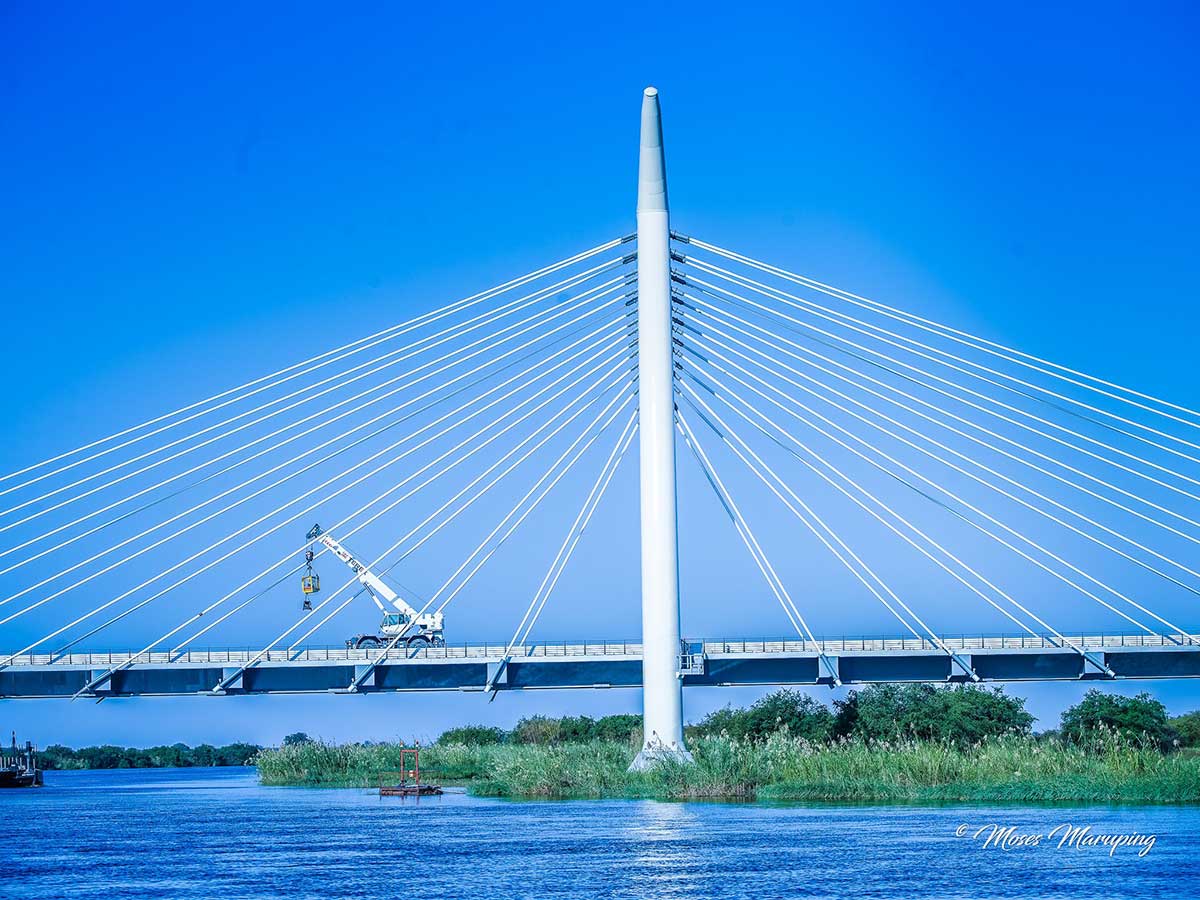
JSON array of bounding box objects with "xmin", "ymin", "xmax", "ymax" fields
[{"xmin": 301, "ymin": 524, "xmax": 445, "ymax": 649}]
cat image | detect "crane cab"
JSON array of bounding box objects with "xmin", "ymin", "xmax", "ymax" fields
[
  {"xmin": 381, "ymin": 612, "xmax": 409, "ymax": 629},
  {"xmin": 379, "ymin": 610, "xmax": 444, "ymax": 645}
]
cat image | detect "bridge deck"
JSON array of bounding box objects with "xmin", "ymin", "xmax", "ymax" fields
[{"xmin": 2, "ymin": 632, "xmax": 1198, "ymax": 698}]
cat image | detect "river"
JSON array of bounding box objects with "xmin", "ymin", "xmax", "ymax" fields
[{"xmin": 1, "ymin": 767, "xmax": 1195, "ymax": 898}]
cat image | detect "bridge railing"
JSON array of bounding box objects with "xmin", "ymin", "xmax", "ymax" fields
[
  {"xmin": 3, "ymin": 632, "xmax": 1190, "ymax": 667},
  {"xmin": 1, "ymin": 640, "xmax": 648, "ymax": 667},
  {"xmin": 699, "ymin": 633, "xmax": 1190, "ymax": 655}
]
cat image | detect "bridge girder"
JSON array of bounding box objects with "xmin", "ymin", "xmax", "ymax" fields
[{"xmin": 4, "ymin": 642, "xmax": 1198, "ymax": 699}]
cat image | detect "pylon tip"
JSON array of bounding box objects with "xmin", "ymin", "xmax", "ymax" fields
[{"xmin": 637, "ymin": 88, "xmax": 667, "ymax": 213}]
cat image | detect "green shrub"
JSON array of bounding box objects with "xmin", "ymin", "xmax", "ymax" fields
[
  {"xmin": 437, "ymin": 725, "xmax": 506, "ymax": 746},
  {"xmin": 1060, "ymin": 689, "xmax": 1176, "ymax": 750},
  {"xmin": 511, "ymin": 715, "xmax": 561, "ymax": 745},
  {"xmin": 508, "ymin": 713, "xmax": 643, "ymax": 745},
  {"xmin": 691, "ymin": 690, "xmax": 834, "ymax": 742},
  {"xmin": 556, "ymin": 716, "xmax": 599, "ymax": 743},
  {"xmin": 1171, "ymin": 711, "xmax": 1200, "ymax": 748},
  {"xmin": 691, "ymin": 684, "xmax": 1036, "ymax": 746},
  {"xmin": 846, "ymin": 684, "xmax": 1034, "ymax": 744},
  {"xmin": 591, "ymin": 714, "xmax": 643, "ymax": 745}
]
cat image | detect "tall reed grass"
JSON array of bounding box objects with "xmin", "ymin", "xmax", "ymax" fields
[{"xmin": 254, "ymin": 732, "xmax": 1200, "ymax": 803}]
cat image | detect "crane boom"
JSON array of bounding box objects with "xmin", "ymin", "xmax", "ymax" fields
[
  {"xmin": 304, "ymin": 524, "xmax": 445, "ymax": 647},
  {"xmin": 317, "ymin": 532, "xmax": 416, "ymax": 617}
]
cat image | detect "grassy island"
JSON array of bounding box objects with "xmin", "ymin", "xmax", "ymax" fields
[
  {"xmin": 256, "ymin": 732, "xmax": 1200, "ymax": 803},
  {"xmin": 254, "ymin": 685, "xmax": 1200, "ymax": 803}
]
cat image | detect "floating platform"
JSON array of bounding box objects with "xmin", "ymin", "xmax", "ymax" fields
[{"xmin": 379, "ymin": 783, "xmax": 442, "ymax": 797}]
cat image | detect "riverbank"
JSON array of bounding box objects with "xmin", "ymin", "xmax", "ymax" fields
[{"xmin": 254, "ymin": 735, "xmax": 1200, "ymax": 803}]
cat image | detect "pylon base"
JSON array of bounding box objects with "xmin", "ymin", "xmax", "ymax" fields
[{"xmin": 628, "ymin": 744, "xmax": 694, "ymax": 772}]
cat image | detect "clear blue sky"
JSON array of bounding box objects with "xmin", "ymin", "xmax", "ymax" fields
[{"xmin": 2, "ymin": 1, "xmax": 1199, "ymax": 746}]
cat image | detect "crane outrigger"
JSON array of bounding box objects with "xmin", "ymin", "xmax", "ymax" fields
[{"xmin": 301, "ymin": 524, "xmax": 445, "ymax": 649}]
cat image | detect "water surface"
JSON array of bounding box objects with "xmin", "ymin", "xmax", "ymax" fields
[{"xmin": 1, "ymin": 768, "xmax": 1196, "ymax": 899}]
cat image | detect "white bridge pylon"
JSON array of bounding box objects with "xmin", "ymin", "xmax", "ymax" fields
[{"xmin": 632, "ymin": 87, "xmax": 690, "ymax": 768}]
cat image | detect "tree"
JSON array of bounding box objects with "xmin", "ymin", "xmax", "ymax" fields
[
  {"xmin": 832, "ymin": 694, "xmax": 859, "ymax": 739},
  {"xmin": 848, "ymin": 684, "xmax": 1033, "ymax": 744},
  {"xmin": 511, "ymin": 716, "xmax": 560, "ymax": 745},
  {"xmin": 557, "ymin": 716, "xmax": 598, "ymax": 743},
  {"xmin": 148, "ymin": 744, "xmax": 185, "ymax": 767},
  {"xmin": 913, "ymin": 685, "xmax": 1034, "ymax": 743},
  {"xmin": 39, "ymin": 745, "xmax": 81, "ymax": 770},
  {"xmin": 689, "ymin": 705, "xmax": 741, "ymax": 739},
  {"xmin": 691, "ymin": 690, "xmax": 834, "ymax": 742},
  {"xmin": 78, "ymin": 745, "xmax": 128, "ymax": 769},
  {"xmin": 743, "ymin": 690, "xmax": 834, "ymax": 741},
  {"xmin": 215, "ymin": 742, "xmax": 263, "ymax": 765},
  {"xmin": 1171, "ymin": 711, "xmax": 1200, "ymax": 748},
  {"xmin": 282, "ymin": 732, "xmax": 312, "ymax": 747},
  {"xmin": 1060, "ymin": 689, "xmax": 1176, "ymax": 750},
  {"xmin": 32, "ymin": 742, "xmax": 262, "ymax": 769},
  {"xmin": 437, "ymin": 725, "xmax": 507, "ymax": 746},
  {"xmin": 592, "ymin": 714, "xmax": 642, "ymax": 744}
]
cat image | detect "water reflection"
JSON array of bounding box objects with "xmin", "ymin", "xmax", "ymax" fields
[{"xmin": 624, "ymin": 800, "xmax": 710, "ymax": 899}]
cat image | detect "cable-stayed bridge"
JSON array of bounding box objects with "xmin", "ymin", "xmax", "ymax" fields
[{"xmin": 2, "ymin": 88, "xmax": 1199, "ymax": 763}]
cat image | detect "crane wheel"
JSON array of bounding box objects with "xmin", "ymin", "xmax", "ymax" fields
[{"xmin": 355, "ymin": 636, "xmax": 383, "ymax": 649}]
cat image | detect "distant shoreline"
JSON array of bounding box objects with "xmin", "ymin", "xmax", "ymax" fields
[{"xmin": 37, "ymin": 742, "xmax": 262, "ymax": 770}]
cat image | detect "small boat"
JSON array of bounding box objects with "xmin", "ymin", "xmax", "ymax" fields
[{"xmin": 0, "ymin": 734, "xmax": 43, "ymax": 788}]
